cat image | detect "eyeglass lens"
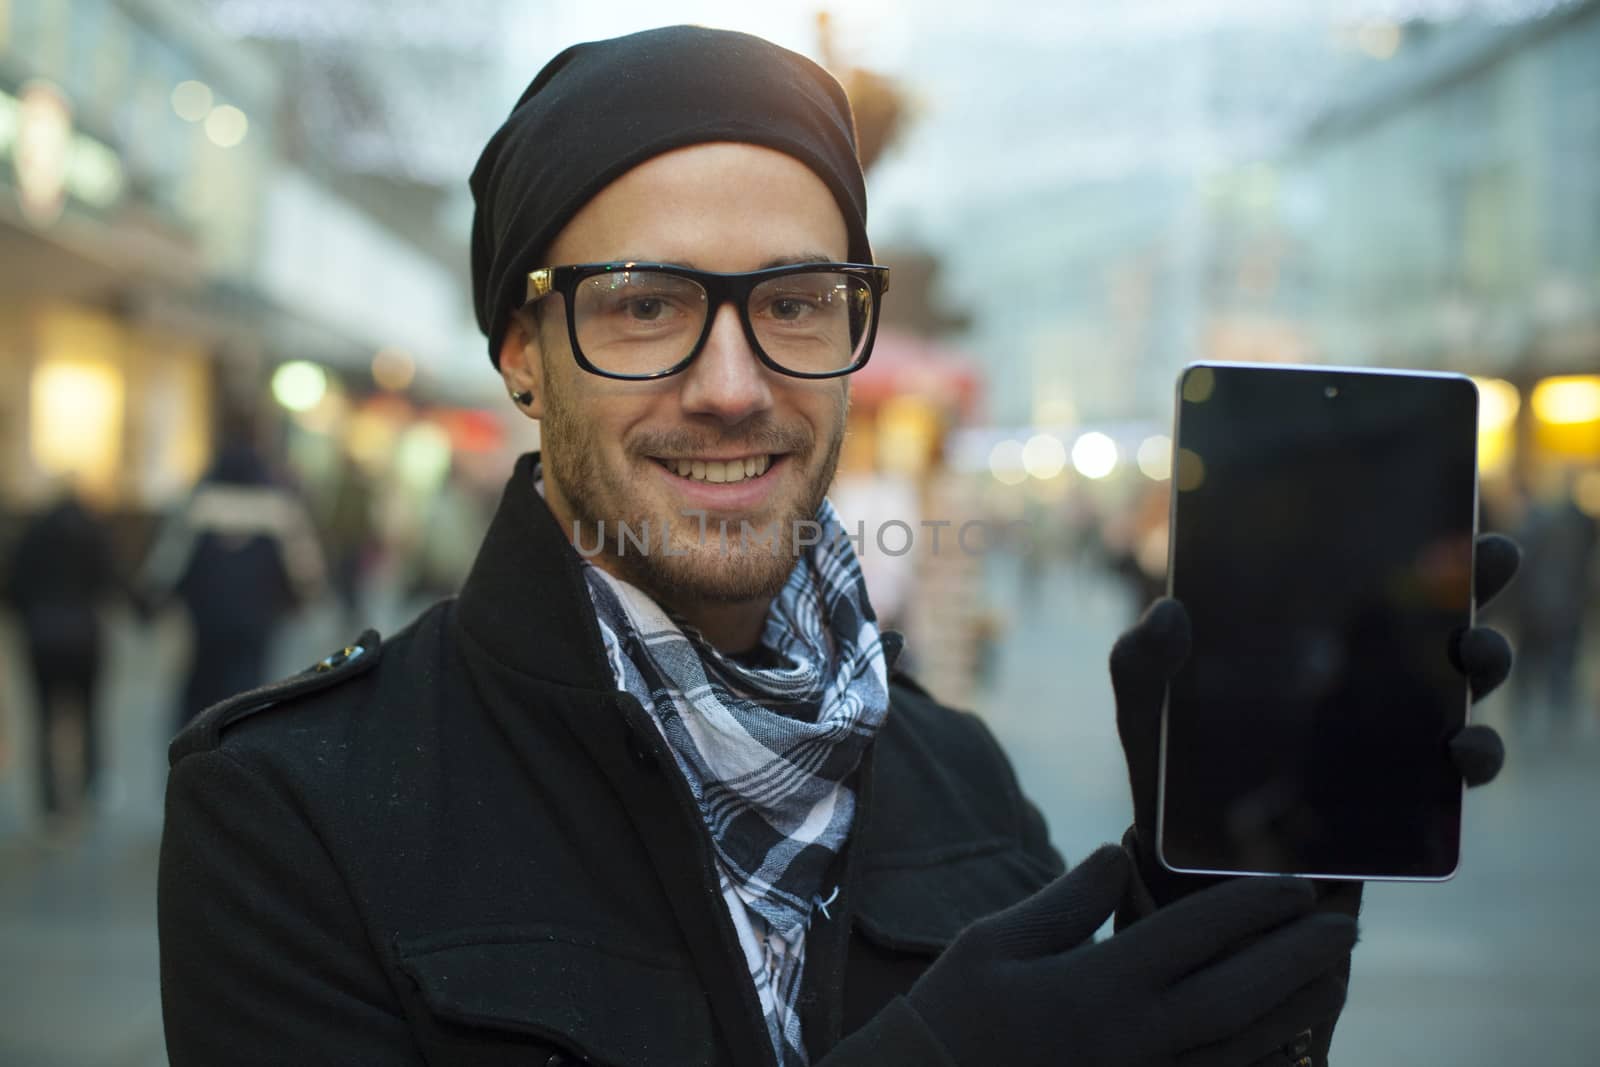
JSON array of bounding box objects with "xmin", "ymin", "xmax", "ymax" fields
[{"xmin": 571, "ymin": 270, "xmax": 874, "ymax": 376}]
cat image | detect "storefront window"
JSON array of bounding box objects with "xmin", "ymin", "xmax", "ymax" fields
[{"xmin": 29, "ymin": 353, "xmax": 123, "ymax": 502}]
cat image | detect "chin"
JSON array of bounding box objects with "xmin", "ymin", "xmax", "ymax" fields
[{"xmin": 617, "ymin": 536, "xmax": 797, "ymax": 606}]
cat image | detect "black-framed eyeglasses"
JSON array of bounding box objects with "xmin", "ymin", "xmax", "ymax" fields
[{"xmin": 523, "ymin": 261, "xmax": 890, "ymax": 381}]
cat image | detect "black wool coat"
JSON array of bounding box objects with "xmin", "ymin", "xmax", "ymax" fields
[{"xmin": 158, "ymin": 453, "xmax": 1066, "ymax": 1066}]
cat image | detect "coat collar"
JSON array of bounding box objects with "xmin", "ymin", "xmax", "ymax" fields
[
  {"xmin": 452, "ymin": 451, "xmax": 784, "ymax": 1066},
  {"xmin": 455, "ymin": 451, "xmax": 617, "ymax": 691}
]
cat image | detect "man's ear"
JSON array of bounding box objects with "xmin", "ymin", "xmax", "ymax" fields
[{"xmin": 497, "ymin": 313, "xmax": 546, "ymax": 420}]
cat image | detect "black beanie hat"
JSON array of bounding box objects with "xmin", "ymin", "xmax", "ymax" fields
[{"xmin": 470, "ymin": 25, "xmax": 872, "ymax": 367}]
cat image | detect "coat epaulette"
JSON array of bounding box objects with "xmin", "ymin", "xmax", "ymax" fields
[{"xmin": 168, "ymin": 629, "xmax": 383, "ymax": 764}]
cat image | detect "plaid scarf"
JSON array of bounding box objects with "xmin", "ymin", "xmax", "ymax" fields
[{"xmin": 578, "ymin": 498, "xmax": 895, "ymax": 1066}]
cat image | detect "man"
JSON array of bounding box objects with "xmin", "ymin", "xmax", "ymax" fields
[
  {"xmin": 139, "ymin": 415, "xmax": 327, "ymax": 729},
  {"xmin": 3, "ymin": 481, "xmax": 118, "ymax": 826},
  {"xmin": 158, "ymin": 26, "xmax": 1515, "ymax": 1066}
]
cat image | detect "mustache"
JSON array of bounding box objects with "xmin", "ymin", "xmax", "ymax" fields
[{"xmin": 630, "ymin": 422, "xmax": 811, "ymax": 458}]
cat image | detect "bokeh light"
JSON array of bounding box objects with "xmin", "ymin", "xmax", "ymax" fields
[
  {"xmin": 204, "ymin": 105, "xmax": 249, "ymax": 147},
  {"xmin": 1070, "ymin": 432, "xmax": 1118, "ymax": 479},
  {"xmin": 988, "ymin": 439, "xmax": 1027, "ymax": 485},
  {"xmin": 1022, "ymin": 433, "xmax": 1067, "ymax": 479},
  {"xmin": 1356, "ymin": 22, "xmax": 1403, "ymax": 59},
  {"xmin": 170, "ymin": 80, "xmax": 213, "ymax": 122},
  {"xmin": 1137, "ymin": 434, "xmax": 1173, "ymax": 480},
  {"xmin": 1531, "ymin": 376, "xmax": 1600, "ymax": 425},
  {"xmin": 395, "ymin": 421, "xmax": 454, "ymax": 493},
  {"xmin": 1475, "ymin": 377, "xmax": 1521, "ymax": 431},
  {"xmin": 271, "ymin": 361, "xmax": 328, "ymax": 412},
  {"xmin": 371, "ymin": 348, "xmax": 417, "ymax": 391},
  {"xmin": 1473, "ymin": 377, "xmax": 1520, "ymax": 473}
]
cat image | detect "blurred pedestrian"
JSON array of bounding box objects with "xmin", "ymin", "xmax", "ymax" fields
[
  {"xmin": 1, "ymin": 482, "xmax": 118, "ymax": 826},
  {"xmin": 1512, "ymin": 474, "xmax": 1599, "ymax": 733},
  {"xmin": 139, "ymin": 419, "xmax": 326, "ymax": 731},
  {"xmin": 321, "ymin": 456, "xmax": 378, "ymax": 632},
  {"xmin": 1105, "ymin": 482, "xmax": 1170, "ymax": 618},
  {"xmin": 401, "ymin": 463, "xmax": 493, "ymax": 607}
]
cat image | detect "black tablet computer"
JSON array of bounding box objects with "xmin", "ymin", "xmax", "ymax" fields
[{"xmin": 1157, "ymin": 363, "xmax": 1480, "ymax": 880}]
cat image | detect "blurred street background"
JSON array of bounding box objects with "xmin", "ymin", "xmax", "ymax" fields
[{"xmin": 3, "ymin": 0, "xmax": 1599, "ymax": 1063}]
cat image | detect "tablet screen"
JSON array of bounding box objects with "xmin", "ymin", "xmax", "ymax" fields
[{"xmin": 1158, "ymin": 364, "xmax": 1479, "ymax": 879}]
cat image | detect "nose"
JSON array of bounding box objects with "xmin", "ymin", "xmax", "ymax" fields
[{"xmin": 676, "ymin": 302, "xmax": 774, "ymax": 425}]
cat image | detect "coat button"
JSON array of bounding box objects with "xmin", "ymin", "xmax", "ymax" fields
[
  {"xmin": 629, "ymin": 738, "xmax": 659, "ymax": 771},
  {"xmin": 544, "ymin": 1054, "xmax": 569, "ymax": 1067},
  {"xmin": 313, "ymin": 644, "xmax": 364, "ymax": 673},
  {"xmin": 624, "ymin": 726, "xmax": 659, "ymax": 771}
]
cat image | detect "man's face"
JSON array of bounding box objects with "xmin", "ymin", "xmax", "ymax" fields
[{"xmin": 501, "ymin": 142, "xmax": 852, "ymax": 607}]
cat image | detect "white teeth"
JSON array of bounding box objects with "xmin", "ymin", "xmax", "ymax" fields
[{"xmin": 660, "ymin": 455, "xmax": 773, "ymax": 484}]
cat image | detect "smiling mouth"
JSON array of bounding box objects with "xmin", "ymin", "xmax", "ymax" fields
[{"xmin": 650, "ymin": 454, "xmax": 776, "ymax": 484}]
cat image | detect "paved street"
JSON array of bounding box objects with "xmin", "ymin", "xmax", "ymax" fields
[
  {"xmin": 2, "ymin": 560, "xmax": 1598, "ymax": 1064},
  {"xmin": 0, "ymin": 603, "xmax": 358, "ymax": 1067}
]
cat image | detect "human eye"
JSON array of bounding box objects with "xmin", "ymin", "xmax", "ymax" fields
[
  {"xmin": 588, "ymin": 273, "xmax": 697, "ymax": 328},
  {"xmin": 769, "ymin": 295, "xmax": 817, "ymax": 321},
  {"xmin": 756, "ymin": 276, "xmax": 839, "ymax": 325},
  {"xmin": 619, "ymin": 294, "xmax": 671, "ymax": 321}
]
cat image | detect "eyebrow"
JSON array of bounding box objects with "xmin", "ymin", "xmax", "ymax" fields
[{"xmin": 630, "ymin": 252, "xmax": 841, "ymax": 271}]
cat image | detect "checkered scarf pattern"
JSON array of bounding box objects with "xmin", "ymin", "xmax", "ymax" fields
[{"xmin": 579, "ymin": 498, "xmax": 894, "ymax": 1066}]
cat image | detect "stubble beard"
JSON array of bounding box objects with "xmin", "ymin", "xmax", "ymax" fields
[{"xmin": 540, "ymin": 384, "xmax": 846, "ymax": 609}]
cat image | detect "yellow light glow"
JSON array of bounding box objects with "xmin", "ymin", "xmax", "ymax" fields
[
  {"xmin": 988, "ymin": 439, "xmax": 1027, "ymax": 486},
  {"xmin": 1022, "ymin": 433, "xmax": 1067, "ymax": 479},
  {"xmin": 1530, "ymin": 376, "xmax": 1600, "ymax": 426},
  {"xmin": 1137, "ymin": 435, "xmax": 1172, "ymax": 480},
  {"xmin": 272, "ymin": 361, "xmax": 327, "ymax": 412},
  {"xmin": 1472, "ymin": 377, "xmax": 1520, "ymax": 475},
  {"xmin": 371, "ymin": 348, "xmax": 416, "ymax": 391},
  {"xmin": 30, "ymin": 360, "xmax": 123, "ymax": 490},
  {"xmin": 1477, "ymin": 429, "xmax": 1512, "ymax": 475},
  {"xmin": 138, "ymin": 348, "xmax": 211, "ymax": 502},
  {"xmin": 345, "ymin": 406, "xmax": 401, "ymax": 473},
  {"xmin": 171, "ymin": 80, "xmax": 213, "ymax": 122},
  {"xmin": 204, "ymin": 105, "xmax": 248, "ymax": 148},
  {"xmin": 877, "ymin": 396, "xmax": 939, "ymax": 477},
  {"xmin": 1071, "ymin": 432, "xmax": 1118, "ymax": 480},
  {"xmin": 1473, "ymin": 377, "xmax": 1520, "ymax": 432}
]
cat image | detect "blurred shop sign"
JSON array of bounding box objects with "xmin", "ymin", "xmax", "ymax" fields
[{"xmin": 0, "ymin": 81, "xmax": 125, "ymax": 226}]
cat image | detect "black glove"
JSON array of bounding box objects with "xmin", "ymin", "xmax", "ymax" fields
[
  {"xmin": 905, "ymin": 844, "xmax": 1356, "ymax": 1067},
  {"xmin": 1111, "ymin": 531, "xmax": 1521, "ymax": 896},
  {"xmin": 1108, "ymin": 533, "xmax": 1520, "ymax": 1064}
]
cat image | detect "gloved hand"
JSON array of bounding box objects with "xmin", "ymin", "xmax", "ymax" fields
[
  {"xmin": 905, "ymin": 844, "xmax": 1357, "ymax": 1067},
  {"xmin": 1111, "ymin": 531, "xmax": 1521, "ymax": 900},
  {"xmin": 1108, "ymin": 532, "xmax": 1520, "ymax": 1064}
]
